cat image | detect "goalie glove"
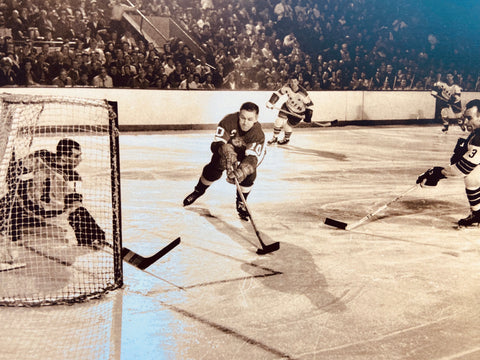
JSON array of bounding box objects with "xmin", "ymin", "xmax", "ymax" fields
[
  {"xmin": 227, "ymin": 162, "xmax": 255, "ymax": 184},
  {"xmin": 68, "ymin": 206, "xmax": 106, "ymax": 246},
  {"xmin": 218, "ymin": 143, "xmax": 238, "ymax": 171},
  {"xmin": 416, "ymin": 167, "xmax": 446, "ymax": 187},
  {"xmin": 64, "ymin": 193, "xmax": 83, "ymax": 208}
]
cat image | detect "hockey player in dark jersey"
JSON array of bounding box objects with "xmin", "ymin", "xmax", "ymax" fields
[
  {"xmin": 0, "ymin": 138, "xmax": 105, "ymax": 245},
  {"xmin": 417, "ymin": 99, "xmax": 480, "ymax": 227},
  {"xmin": 183, "ymin": 102, "xmax": 266, "ymax": 220},
  {"xmin": 266, "ymin": 76, "xmax": 314, "ymax": 145}
]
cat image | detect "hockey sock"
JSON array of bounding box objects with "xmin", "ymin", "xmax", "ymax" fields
[
  {"xmin": 272, "ymin": 127, "xmax": 282, "ymax": 138},
  {"xmin": 466, "ymin": 187, "xmax": 480, "ymax": 211},
  {"xmin": 68, "ymin": 206, "xmax": 106, "ymax": 245},
  {"xmin": 284, "ymin": 131, "xmax": 292, "ymax": 140}
]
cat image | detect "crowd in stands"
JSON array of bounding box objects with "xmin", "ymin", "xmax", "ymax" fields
[{"xmin": 0, "ymin": 0, "xmax": 478, "ymax": 91}]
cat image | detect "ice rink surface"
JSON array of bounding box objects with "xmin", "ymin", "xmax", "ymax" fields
[{"xmin": 2, "ymin": 124, "xmax": 480, "ymax": 360}]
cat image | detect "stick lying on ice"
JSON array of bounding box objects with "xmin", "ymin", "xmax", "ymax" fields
[{"xmin": 325, "ymin": 185, "xmax": 418, "ymax": 230}]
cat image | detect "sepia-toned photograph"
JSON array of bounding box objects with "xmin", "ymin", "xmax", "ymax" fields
[{"xmin": 1, "ymin": 1, "xmax": 480, "ymax": 359}]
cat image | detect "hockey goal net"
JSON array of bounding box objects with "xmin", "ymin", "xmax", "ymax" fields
[{"xmin": 0, "ymin": 93, "xmax": 122, "ymax": 306}]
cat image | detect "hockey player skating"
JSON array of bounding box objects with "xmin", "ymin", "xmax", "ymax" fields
[
  {"xmin": 183, "ymin": 102, "xmax": 266, "ymax": 221},
  {"xmin": 266, "ymin": 76, "xmax": 314, "ymax": 145},
  {"xmin": 431, "ymin": 73, "xmax": 462, "ymax": 132},
  {"xmin": 0, "ymin": 138, "xmax": 106, "ymax": 246},
  {"xmin": 416, "ymin": 99, "xmax": 480, "ymax": 227}
]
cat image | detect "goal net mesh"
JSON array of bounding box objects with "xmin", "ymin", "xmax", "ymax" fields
[{"xmin": 0, "ymin": 93, "xmax": 122, "ymax": 306}]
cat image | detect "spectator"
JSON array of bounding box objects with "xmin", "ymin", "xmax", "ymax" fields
[
  {"xmin": 108, "ymin": 0, "xmax": 139, "ymax": 37},
  {"xmin": 17, "ymin": 57, "xmax": 39, "ymax": 85},
  {"xmin": 132, "ymin": 66, "xmax": 150, "ymax": 88},
  {"xmin": 51, "ymin": 68, "xmax": 73, "ymax": 87},
  {"xmin": 92, "ymin": 66, "xmax": 113, "ymax": 87},
  {"xmin": 0, "ymin": 57, "xmax": 16, "ymax": 86},
  {"xmin": 167, "ymin": 61, "xmax": 184, "ymax": 89}
]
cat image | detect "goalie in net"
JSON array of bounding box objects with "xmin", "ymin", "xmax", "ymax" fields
[{"xmin": 0, "ymin": 138, "xmax": 106, "ymax": 253}]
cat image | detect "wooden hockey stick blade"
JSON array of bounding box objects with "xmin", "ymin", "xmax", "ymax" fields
[
  {"xmin": 324, "ymin": 217, "xmax": 348, "ymax": 230},
  {"xmin": 256, "ymin": 241, "xmax": 280, "ymax": 255},
  {"xmin": 233, "ymin": 176, "xmax": 280, "ymax": 255},
  {"xmin": 312, "ymin": 119, "xmax": 339, "ymax": 127},
  {"xmin": 122, "ymin": 237, "xmax": 181, "ymax": 270}
]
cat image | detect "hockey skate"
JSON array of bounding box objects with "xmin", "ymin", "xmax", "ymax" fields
[
  {"xmin": 457, "ymin": 210, "xmax": 480, "ymax": 227},
  {"xmin": 267, "ymin": 137, "xmax": 277, "ymax": 145},
  {"xmin": 277, "ymin": 138, "xmax": 290, "ymax": 145},
  {"xmin": 236, "ymin": 197, "xmax": 249, "ymax": 221},
  {"xmin": 183, "ymin": 189, "xmax": 204, "ymax": 206}
]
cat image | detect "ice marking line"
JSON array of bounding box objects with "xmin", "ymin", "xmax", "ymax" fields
[
  {"xmin": 141, "ymin": 268, "xmax": 186, "ymax": 291},
  {"xmin": 142, "ymin": 243, "xmax": 282, "ymax": 294},
  {"xmin": 146, "ymin": 273, "xmax": 281, "ymax": 295},
  {"xmin": 157, "ymin": 299, "xmax": 295, "ymax": 359},
  {"xmin": 298, "ymin": 315, "xmax": 453, "ymax": 356},
  {"xmin": 186, "ymin": 242, "xmax": 282, "ymax": 274}
]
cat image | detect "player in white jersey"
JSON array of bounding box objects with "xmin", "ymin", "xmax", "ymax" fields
[
  {"xmin": 0, "ymin": 138, "xmax": 105, "ymax": 245},
  {"xmin": 431, "ymin": 73, "xmax": 462, "ymax": 132},
  {"xmin": 266, "ymin": 76, "xmax": 314, "ymax": 145},
  {"xmin": 183, "ymin": 102, "xmax": 266, "ymax": 220},
  {"xmin": 417, "ymin": 99, "xmax": 480, "ymax": 227}
]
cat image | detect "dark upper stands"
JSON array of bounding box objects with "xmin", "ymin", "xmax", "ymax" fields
[{"xmin": 0, "ymin": 0, "xmax": 478, "ymax": 91}]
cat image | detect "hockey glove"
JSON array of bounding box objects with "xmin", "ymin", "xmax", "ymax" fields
[
  {"xmin": 218, "ymin": 143, "xmax": 238, "ymax": 171},
  {"xmin": 68, "ymin": 206, "xmax": 106, "ymax": 246},
  {"xmin": 64, "ymin": 193, "xmax": 83, "ymax": 207},
  {"xmin": 416, "ymin": 167, "xmax": 446, "ymax": 187},
  {"xmin": 227, "ymin": 162, "xmax": 254, "ymax": 184},
  {"xmin": 304, "ymin": 108, "xmax": 313, "ymax": 123},
  {"xmin": 450, "ymin": 138, "xmax": 468, "ymax": 164},
  {"xmin": 266, "ymin": 93, "xmax": 279, "ymax": 109}
]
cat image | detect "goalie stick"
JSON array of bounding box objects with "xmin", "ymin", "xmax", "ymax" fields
[
  {"xmin": 233, "ymin": 176, "xmax": 279, "ymax": 255},
  {"xmin": 121, "ymin": 237, "xmax": 181, "ymax": 270},
  {"xmin": 325, "ymin": 185, "xmax": 418, "ymax": 230}
]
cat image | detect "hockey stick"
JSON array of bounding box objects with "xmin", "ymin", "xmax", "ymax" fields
[
  {"xmin": 272, "ymin": 106, "xmax": 336, "ymax": 127},
  {"xmin": 431, "ymin": 93, "xmax": 462, "ymax": 112},
  {"xmin": 272, "ymin": 106, "xmax": 304, "ymax": 119},
  {"xmin": 325, "ymin": 185, "xmax": 419, "ymax": 230},
  {"xmin": 311, "ymin": 119, "xmax": 339, "ymax": 127},
  {"xmin": 121, "ymin": 237, "xmax": 181, "ymax": 270},
  {"xmin": 233, "ymin": 177, "xmax": 279, "ymax": 255}
]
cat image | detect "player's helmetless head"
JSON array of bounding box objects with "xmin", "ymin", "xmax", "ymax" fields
[
  {"xmin": 446, "ymin": 73, "xmax": 454, "ymax": 84},
  {"xmin": 238, "ymin": 102, "xmax": 259, "ymax": 132},
  {"xmin": 56, "ymin": 138, "xmax": 82, "ymax": 167},
  {"xmin": 463, "ymin": 99, "xmax": 480, "ymax": 132},
  {"xmin": 289, "ymin": 77, "xmax": 299, "ymax": 90}
]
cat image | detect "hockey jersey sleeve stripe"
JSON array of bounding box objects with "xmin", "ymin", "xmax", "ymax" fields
[
  {"xmin": 213, "ymin": 136, "xmax": 227, "ymax": 143},
  {"xmin": 456, "ymin": 158, "xmax": 477, "ymax": 175}
]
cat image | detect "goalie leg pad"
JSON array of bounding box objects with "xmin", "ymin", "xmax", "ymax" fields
[{"xmin": 68, "ymin": 206, "xmax": 106, "ymax": 246}]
